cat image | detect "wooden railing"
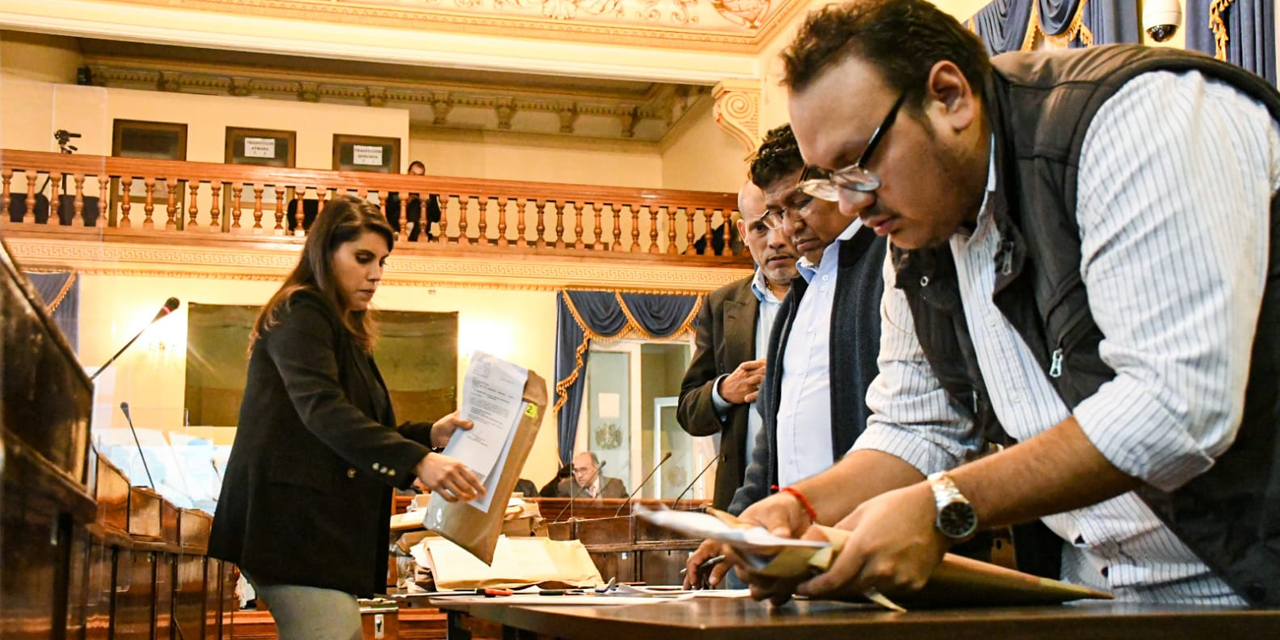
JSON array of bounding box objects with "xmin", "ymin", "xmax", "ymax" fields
[{"xmin": 0, "ymin": 150, "xmax": 747, "ymax": 260}]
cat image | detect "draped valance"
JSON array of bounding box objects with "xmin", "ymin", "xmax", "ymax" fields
[{"xmin": 553, "ymin": 290, "xmax": 701, "ymax": 465}]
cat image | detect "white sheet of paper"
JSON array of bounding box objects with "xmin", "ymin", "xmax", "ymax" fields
[
  {"xmin": 444, "ymin": 351, "xmax": 528, "ymax": 484},
  {"xmin": 633, "ymin": 506, "xmax": 828, "ymax": 556},
  {"xmin": 465, "ymin": 401, "xmax": 523, "ymax": 513},
  {"xmin": 423, "ymin": 536, "xmax": 559, "ymax": 582}
]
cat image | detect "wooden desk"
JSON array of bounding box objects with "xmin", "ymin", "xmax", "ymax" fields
[{"xmin": 440, "ymin": 598, "xmax": 1279, "ymax": 640}]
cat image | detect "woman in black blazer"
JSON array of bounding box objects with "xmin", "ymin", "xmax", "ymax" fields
[{"xmin": 209, "ymin": 195, "xmax": 484, "ymax": 640}]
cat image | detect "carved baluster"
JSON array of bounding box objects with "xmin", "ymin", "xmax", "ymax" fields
[
  {"xmin": 209, "ymin": 182, "xmax": 223, "ymax": 232},
  {"xmin": 456, "ymin": 195, "xmax": 470, "ymax": 245},
  {"xmin": 551, "ymin": 201, "xmax": 564, "ymax": 248},
  {"xmin": 378, "ymin": 191, "xmax": 395, "ymax": 240},
  {"xmin": 1, "ymin": 169, "xmax": 11, "ymax": 221},
  {"xmin": 496, "ymin": 197, "xmax": 509, "ymax": 247},
  {"xmin": 590, "ymin": 202, "xmax": 603, "ymax": 249},
  {"xmin": 143, "ymin": 177, "xmax": 156, "ymax": 229},
  {"xmin": 685, "ymin": 207, "xmax": 698, "ymax": 255},
  {"xmin": 576, "ymin": 201, "xmax": 590, "ymax": 250},
  {"xmin": 722, "ymin": 210, "xmax": 733, "ymax": 255},
  {"xmin": 630, "ymin": 205, "xmax": 642, "ymax": 252},
  {"xmin": 515, "ymin": 198, "xmax": 528, "ymax": 248},
  {"xmin": 272, "ymin": 186, "xmax": 285, "ymax": 234},
  {"xmin": 252, "ymin": 185, "xmax": 265, "ymax": 232},
  {"xmin": 317, "ymin": 188, "xmax": 328, "ymax": 217},
  {"xmin": 187, "ymin": 182, "xmax": 200, "ymax": 230},
  {"xmin": 436, "ymin": 194, "xmax": 449, "ymax": 244},
  {"xmin": 666, "ymin": 206, "xmax": 678, "ymax": 254},
  {"xmin": 294, "ymin": 186, "xmax": 306, "ymax": 236},
  {"xmin": 536, "ymin": 199, "xmax": 548, "ymax": 248},
  {"xmin": 119, "ymin": 176, "xmax": 133, "ymax": 228},
  {"xmin": 164, "ymin": 179, "xmax": 178, "ymax": 230},
  {"xmin": 611, "ymin": 203, "xmax": 623, "ymax": 251},
  {"xmin": 702, "ymin": 208, "xmax": 715, "ymax": 254},
  {"xmin": 72, "ymin": 174, "xmax": 86, "ymax": 227},
  {"xmin": 49, "ymin": 172, "xmax": 63, "ymax": 225},
  {"xmin": 477, "ymin": 197, "xmax": 490, "ymax": 246},
  {"xmin": 230, "ymin": 182, "xmax": 243, "ymax": 232},
  {"xmin": 648, "ymin": 205, "xmax": 660, "ymax": 253},
  {"xmin": 23, "ymin": 172, "xmax": 37, "ymax": 223},
  {"xmin": 97, "ymin": 174, "xmax": 109, "ymax": 228}
]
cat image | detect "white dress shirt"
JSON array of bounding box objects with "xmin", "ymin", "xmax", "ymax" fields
[
  {"xmin": 711, "ymin": 269, "xmax": 784, "ymax": 465},
  {"xmin": 855, "ymin": 71, "xmax": 1279, "ymax": 605},
  {"xmin": 775, "ymin": 220, "xmax": 861, "ymax": 488}
]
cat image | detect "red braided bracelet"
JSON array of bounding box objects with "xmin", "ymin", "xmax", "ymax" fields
[{"xmin": 772, "ymin": 485, "xmax": 818, "ymax": 523}]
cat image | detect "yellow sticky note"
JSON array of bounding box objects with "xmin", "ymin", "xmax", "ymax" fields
[{"xmin": 524, "ymin": 404, "xmax": 538, "ymax": 419}]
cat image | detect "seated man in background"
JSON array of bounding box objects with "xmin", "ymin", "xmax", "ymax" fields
[
  {"xmin": 557, "ymin": 451, "xmax": 627, "ymax": 500},
  {"xmin": 678, "ymin": 180, "xmax": 798, "ymax": 511},
  {"xmin": 685, "ymin": 124, "xmax": 886, "ymax": 588}
]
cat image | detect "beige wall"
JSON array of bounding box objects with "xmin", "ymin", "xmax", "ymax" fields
[
  {"xmin": 409, "ymin": 127, "xmax": 662, "ymax": 187},
  {"xmin": 0, "ymin": 30, "xmax": 82, "ymax": 83},
  {"xmin": 0, "ymin": 79, "xmax": 409, "ymax": 168},
  {"xmin": 659, "ymin": 98, "xmax": 746, "ymax": 192},
  {"xmin": 80, "ymin": 272, "xmax": 564, "ymax": 483}
]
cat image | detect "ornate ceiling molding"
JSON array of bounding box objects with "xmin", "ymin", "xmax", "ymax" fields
[
  {"xmin": 4, "ymin": 236, "xmax": 751, "ymax": 293},
  {"xmin": 84, "ymin": 60, "xmax": 710, "ymax": 142},
  {"xmin": 99, "ymin": 0, "xmax": 800, "ymax": 49}
]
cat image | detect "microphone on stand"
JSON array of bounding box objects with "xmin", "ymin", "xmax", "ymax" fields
[
  {"xmin": 91, "ymin": 297, "xmax": 181, "ymax": 381},
  {"xmin": 554, "ymin": 460, "xmax": 607, "ymax": 522},
  {"xmin": 615, "ymin": 451, "xmax": 673, "ymax": 517},
  {"xmin": 119, "ymin": 402, "xmax": 155, "ymax": 489},
  {"xmin": 672, "ymin": 454, "xmax": 724, "ymax": 507}
]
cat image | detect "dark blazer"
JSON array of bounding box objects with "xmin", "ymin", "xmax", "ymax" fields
[
  {"xmin": 556, "ymin": 476, "xmax": 628, "ymax": 500},
  {"xmin": 729, "ymin": 229, "xmax": 886, "ymax": 515},
  {"xmin": 677, "ymin": 276, "xmax": 760, "ymax": 509},
  {"xmin": 208, "ymin": 289, "xmax": 435, "ymax": 597}
]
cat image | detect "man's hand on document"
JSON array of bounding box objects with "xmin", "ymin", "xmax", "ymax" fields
[
  {"xmin": 795, "ymin": 482, "xmax": 946, "ymax": 599},
  {"xmin": 727, "ymin": 491, "xmax": 815, "ymax": 604},
  {"xmin": 415, "ymin": 452, "xmax": 486, "ymax": 502},
  {"xmin": 430, "ymin": 411, "xmax": 475, "ymax": 449}
]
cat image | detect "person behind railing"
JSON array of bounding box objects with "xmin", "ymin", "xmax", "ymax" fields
[
  {"xmin": 385, "ymin": 160, "xmax": 442, "ymax": 242},
  {"xmin": 208, "ymin": 195, "xmax": 485, "ymax": 640}
]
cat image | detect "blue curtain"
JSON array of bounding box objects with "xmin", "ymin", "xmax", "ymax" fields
[
  {"xmin": 970, "ymin": 0, "xmax": 1139, "ymax": 53},
  {"xmin": 1187, "ymin": 0, "xmax": 1276, "ymax": 85},
  {"xmin": 25, "ymin": 271, "xmax": 79, "ymax": 353},
  {"xmin": 553, "ymin": 290, "xmax": 701, "ymax": 465},
  {"xmin": 972, "ymin": 0, "xmax": 1036, "ymax": 55}
]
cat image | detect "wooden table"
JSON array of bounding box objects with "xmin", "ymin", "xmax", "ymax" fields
[{"xmin": 438, "ymin": 597, "xmax": 1280, "ymax": 640}]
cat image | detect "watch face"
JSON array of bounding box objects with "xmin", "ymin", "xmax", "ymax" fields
[{"xmin": 939, "ymin": 502, "xmax": 978, "ymax": 539}]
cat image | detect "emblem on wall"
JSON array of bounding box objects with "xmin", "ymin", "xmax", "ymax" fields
[{"xmin": 593, "ymin": 422, "xmax": 623, "ymax": 450}]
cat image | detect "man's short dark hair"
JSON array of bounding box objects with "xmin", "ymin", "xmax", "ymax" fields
[
  {"xmin": 749, "ymin": 124, "xmax": 804, "ymax": 190},
  {"xmin": 783, "ymin": 0, "xmax": 991, "ymax": 108},
  {"xmin": 408, "ymin": 160, "xmax": 426, "ymax": 172}
]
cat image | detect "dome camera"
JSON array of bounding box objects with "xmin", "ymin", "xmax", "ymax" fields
[{"xmin": 1143, "ymin": 0, "xmax": 1182, "ymax": 42}]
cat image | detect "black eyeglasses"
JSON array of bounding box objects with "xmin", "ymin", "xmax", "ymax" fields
[{"xmin": 797, "ymin": 92, "xmax": 907, "ymax": 201}]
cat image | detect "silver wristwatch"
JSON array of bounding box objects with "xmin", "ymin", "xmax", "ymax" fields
[{"xmin": 927, "ymin": 471, "xmax": 978, "ymax": 542}]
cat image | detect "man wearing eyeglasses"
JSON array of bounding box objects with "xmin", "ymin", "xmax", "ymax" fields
[
  {"xmin": 684, "ymin": 124, "xmax": 886, "ymax": 589},
  {"xmin": 679, "ymin": 181, "xmax": 799, "ymax": 511},
  {"xmin": 731, "ymin": 0, "xmax": 1280, "ymax": 607}
]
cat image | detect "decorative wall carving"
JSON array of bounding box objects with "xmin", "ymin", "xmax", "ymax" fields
[
  {"xmin": 86, "ymin": 61, "xmax": 711, "ymax": 142},
  {"xmin": 712, "ymin": 79, "xmax": 761, "ymax": 152},
  {"xmin": 105, "ymin": 0, "xmax": 792, "ymax": 42},
  {"xmin": 4, "ymin": 236, "xmax": 749, "ymax": 293}
]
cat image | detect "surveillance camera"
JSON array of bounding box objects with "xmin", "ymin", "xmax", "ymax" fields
[{"xmin": 1143, "ymin": 0, "xmax": 1181, "ymax": 43}]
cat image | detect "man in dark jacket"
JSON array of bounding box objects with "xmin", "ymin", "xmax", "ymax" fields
[
  {"xmin": 684, "ymin": 124, "xmax": 885, "ymax": 588},
  {"xmin": 678, "ymin": 180, "xmax": 798, "ymax": 510},
  {"xmin": 734, "ymin": 0, "xmax": 1280, "ymax": 607}
]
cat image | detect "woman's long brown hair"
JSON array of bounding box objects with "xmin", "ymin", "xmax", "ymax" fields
[{"xmin": 250, "ymin": 195, "xmax": 395, "ymax": 353}]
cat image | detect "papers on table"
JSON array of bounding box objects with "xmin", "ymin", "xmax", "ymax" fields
[
  {"xmin": 416, "ymin": 536, "xmax": 603, "ymax": 590},
  {"xmin": 442, "ymin": 351, "xmax": 529, "ymax": 512}
]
